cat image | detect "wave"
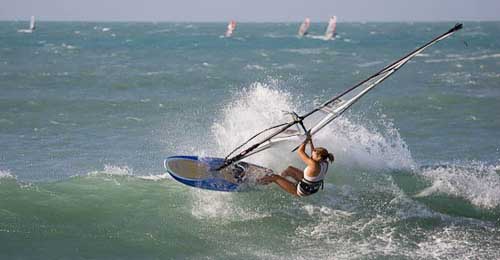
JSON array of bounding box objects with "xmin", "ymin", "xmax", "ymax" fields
[
  {"xmin": 357, "ymin": 60, "xmax": 384, "ymax": 68},
  {"xmin": 279, "ymin": 172, "xmax": 498, "ymax": 259},
  {"xmin": 434, "ymin": 71, "xmax": 478, "ymax": 86},
  {"xmin": 1, "ymin": 161, "xmax": 499, "ymax": 259},
  {"xmin": 424, "ymin": 53, "xmax": 500, "ymax": 63},
  {"xmin": 244, "ymin": 64, "xmax": 266, "ymax": 71},
  {"xmin": 415, "ymin": 162, "xmax": 500, "ymax": 209},
  {"xmin": 282, "ymin": 47, "xmax": 330, "ymax": 55},
  {"xmin": 434, "ymin": 71, "xmax": 500, "ymax": 87}
]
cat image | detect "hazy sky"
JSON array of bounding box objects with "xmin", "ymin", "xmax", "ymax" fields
[{"xmin": 1, "ymin": 0, "xmax": 498, "ymax": 22}]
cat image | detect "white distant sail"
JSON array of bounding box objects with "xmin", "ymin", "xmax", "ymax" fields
[
  {"xmin": 324, "ymin": 16, "xmax": 337, "ymax": 40},
  {"xmin": 297, "ymin": 18, "xmax": 310, "ymax": 37},
  {"xmin": 18, "ymin": 16, "xmax": 35, "ymax": 33},
  {"xmin": 225, "ymin": 20, "xmax": 237, "ymax": 37},
  {"xmin": 29, "ymin": 16, "xmax": 35, "ymax": 30}
]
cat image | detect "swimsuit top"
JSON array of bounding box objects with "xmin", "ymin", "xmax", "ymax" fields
[{"xmin": 303, "ymin": 160, "xmax": 329, "ymax": 183}]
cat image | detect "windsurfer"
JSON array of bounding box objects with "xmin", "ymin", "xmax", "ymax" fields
[{"xmin": 258, "ymin": 134, "xmax": 334, "ymax": 197}]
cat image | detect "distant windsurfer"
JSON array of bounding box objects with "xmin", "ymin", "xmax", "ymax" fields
[
  {"xmin": 298, "ymin": 18, "xmax": 311, "ymax": 37},
  {"xmin": 258, "ymin": 134, "xmax": 334, "ymax": 197},
  {"xmin": 324, "ymin": 16, "xmax": 337, "ymax": 40},
  {"xmin": 225, "ymin": 20, "xmax": 237, "ymax": 37}
]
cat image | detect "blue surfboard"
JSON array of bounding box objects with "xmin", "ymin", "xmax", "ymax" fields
[{"xmin": 164, "ymin": 155, "xmax": 273, "ymax": 192}]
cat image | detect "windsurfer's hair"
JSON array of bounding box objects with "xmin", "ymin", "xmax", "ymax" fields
[{"xmin": 315, "ymin": 147, "xmax": 334, "ymax": 163}]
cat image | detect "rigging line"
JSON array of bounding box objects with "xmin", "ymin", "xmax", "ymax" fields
[
  {"xmin": 222, "ymin": 112, "xmax": 308, "ymax": 163},
  {"xmin": 217, "ymin": 118, "xmax": 302, "ymax": 170},
  {"xmin": 224, "ymin": 122, "xmax": 289, "ymax": 160}
]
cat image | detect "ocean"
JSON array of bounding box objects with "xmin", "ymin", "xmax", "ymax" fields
[{"xmin": 1, "ymin": 21, "xmax": 499, "ymax": 259}]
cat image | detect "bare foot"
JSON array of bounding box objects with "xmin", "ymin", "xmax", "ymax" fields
[{"xmin": 257, "ymin": 174, "xmax": 277, "ymax": 185}]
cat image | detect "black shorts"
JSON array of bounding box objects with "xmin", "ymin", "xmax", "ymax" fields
[{"xmin": 297, "ymin": 179, "xmax": 323, "ymax": 197}]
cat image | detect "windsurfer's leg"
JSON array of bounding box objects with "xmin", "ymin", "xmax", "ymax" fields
[
  {"xmin": 258, "ymin": 174, "xmax": 299, "ymax": 195},
  {"xmin": 280, "ymin": 166, "xmax": 303, "ymax": 182},
  {"xmin": 257, "ymin": 174, "xmax": 300, "ymax": 196},
  {"xmin": 273, "ymin": 175, "xmax": 299, "ymax": 196}
]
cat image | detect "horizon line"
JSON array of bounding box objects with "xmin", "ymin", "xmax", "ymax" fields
[{"xmin": 2, "ymin": 18, "xmax": 498, "ymax": 23}]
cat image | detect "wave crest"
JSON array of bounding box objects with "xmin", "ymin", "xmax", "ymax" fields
[{"xmin": 416, "ymin": 162, "xmax": 500, "ymax": 209}]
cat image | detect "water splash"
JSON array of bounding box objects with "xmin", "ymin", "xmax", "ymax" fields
[
  {"xmin": 189, "ymin": 190, "xmax": 270, "ymax": 221},
  {"xmin": 102, "ymin": 164, "xmax": 133, "ymax": 176},
  {"xmin": 211, "ymin": 81, "xmax": 299, "ymax": 168},
  {"xmin": 314, "ymin": 116, "xmax": 415, "ymax": 170},
  {"xmin": 211, "ymin": 82, "xmax": 415, "ymax": 171}
]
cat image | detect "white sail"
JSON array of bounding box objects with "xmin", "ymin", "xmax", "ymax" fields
[
  {"xmin": 225, "ymin": 20, "xmax": 237, "ymax": 37},
  {"xmin": 18, "ymin": 16, "xmax": 35, "ymax": 33},
  {"xmin": 298, "ymin": 18, "xmax": 311, "ymax": 37},
  {"xmin": 218, "ymin": 24, "xmax": 463, "ymax": 168},
  {"xmin": 324, "ymin": 16, "xmax": 337, "ymax": 40},
  {"xmin": 29, "ymin": 16, "xmax": 36, "ymax": 30}
]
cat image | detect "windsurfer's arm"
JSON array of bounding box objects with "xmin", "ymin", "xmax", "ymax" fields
[
  {"xmin": 298, "ymin": 138, "xmax": 315, "ymax": 167},
  {"xmin": 308, "ymin": 137, "xmax": 315, "ymax": 154},
  {"xmin": 305, "ymin": 131, "xmax": 315, "ymax": 154}
]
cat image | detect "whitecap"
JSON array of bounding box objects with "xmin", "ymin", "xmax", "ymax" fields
[
  {"xmin": 126, "ymin": 117, "xmax": 143, "ymax": 122},
  {"xmin": 92, "ymin": 164, "xmax": 134, "ymax": 176},
  {"xmin": 137, "ymin": 173, "xmax": 172, "ymax": 181},
  {"xmin": 275, "ymin": 63, "xmax": 297, "ymax": 69},
  {"xmin": 0, "ymin": 169, "xmax": 15, "ymax": 179},
  {"xmin": 416, "ymin": 162, "xmax": 500, "ymax": 209},
  {"xmin": 283, "ymin": 48, "xmax": 328, "ymax": 55},
  {"xmin": 61, "ymin": 43, "xmax": 76, "ymax": 49},
  {"xmin": 244, "ymin": 64, "xmax": 265, "ymax": 70},
  {"xmin": 425, "ymin": 53, "xmax": 500, "ymax": 63},
  {"xmin": 357, "ymin": 61, "xmax": 384, "ymax": 68}
]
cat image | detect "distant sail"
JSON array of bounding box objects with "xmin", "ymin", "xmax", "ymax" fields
[
  {"xmin": 29, "ymin": 16, "xmax": 36, "ymax": 30},
  {"xmin": 225, "ymin": 20, "xmax": 237, "ymax": 37},
  {"xmin": 18, "ymin": 16, "xmax": 36, "ymax": 33},
  {"xmin": 297, "ymin": 18, "xmax": 311, "ymax": 37},
  {"xmin": 324, "ymin": 16, "xmax": 337, "ymax": 40}
]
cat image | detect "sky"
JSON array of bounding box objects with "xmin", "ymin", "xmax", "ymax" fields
[{"xmin": 0, "ymin": 0, "xmax": 498, "ymax": 22}]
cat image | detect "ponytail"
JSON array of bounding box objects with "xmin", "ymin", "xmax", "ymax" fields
[{"xmin": 327, "ymin": 153, "xmax": 334, "ymax": 163}]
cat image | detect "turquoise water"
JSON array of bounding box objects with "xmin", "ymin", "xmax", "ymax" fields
[{"xmin": 1, "ymin": 21, "xmax": 499, "ymax": 259}]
